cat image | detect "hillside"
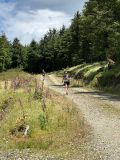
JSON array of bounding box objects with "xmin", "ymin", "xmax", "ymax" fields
[{"xmin": 57, "ymin": 62, "xmax": 120, "ymax": 95}]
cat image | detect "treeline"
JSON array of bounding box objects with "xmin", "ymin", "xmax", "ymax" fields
[
  {"xmin": 0, "ymin": 35, "xmax": 27, "ymax": 72},
  {"xmin": 0, "ymin": 0, "xmax": 120, "ymax": 73}
]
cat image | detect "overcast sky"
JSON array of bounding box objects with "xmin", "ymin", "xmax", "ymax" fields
[{"xmin": 0, "ymin": 0, "xmax": 86, "ymax": 44}]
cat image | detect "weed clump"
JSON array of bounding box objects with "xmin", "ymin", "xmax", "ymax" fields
[
  {"xmin": 33, "ymin": 89, "xmax": 42, "ymax": 100},
  {"xmin": 10, "ymin": 123, "xmax": 26, "ymax": 136},
  {"xmin": 33, "ymin": 78, "xmax": 42, "ymax": 100},
  {"xmin": 39, "ymin": 114, "xmax": 48, "ymax": 130},
  {"xmin": 1, "ymin": 97, "xmax": 14, "ymax": 111},
  {"xmin": 0, "ymin": 97, "xmax": 14, "ymax": 121}
]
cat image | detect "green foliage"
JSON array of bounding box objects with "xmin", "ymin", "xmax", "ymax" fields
[
  {"xmin": 99, "ymin": 65, "xmax": 120, "ymax": 87},
  {"xmin": 66, "ymin": 62, "xmax": 120, "ymax": 94},
  {"xmin": 24, "ymin": 0, "xmax": 120, "ymax": 73},
  {"xmin": 0, "ymin": 33, "xmax": 12, "ymax": 72},
  {"xmin": 27, "ymin": 40, "xmax": 40, "ymax": 73},
  {"xmin": 99, "ymin": 70, "xmax": 115, "ymax": 87},
  {"xmin": 12, "ymin": 38, "xmax": 26, "ymax": 68},
  {"xmin": 82, "ymin": 0, "xmax": 120, "ymax": 62},
  {"xmin": 39, "ymin": 114, "xmax": 48, "ymax": 130},
  {"xmin": 70, "ymin": 11, "xmax": 82, "ymax": 65},
  {"xmin": 0, "ymin": 70, "xmax": 86, "ymax": 151},
  {"xmin": 33, "ymin": 90, "xmax": 42, "ymax": 100},
  {"xmin": 0, "ymin": 0, "xmax": 120, "ymax": 73},
  {"xmin": 0, "ymin": 97, "xmax": 14, "ymax": 111}
]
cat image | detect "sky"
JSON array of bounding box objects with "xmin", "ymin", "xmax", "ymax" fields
[{"xmin": 0, "ymin": 0, "xmax": 86, "ymax": 44}]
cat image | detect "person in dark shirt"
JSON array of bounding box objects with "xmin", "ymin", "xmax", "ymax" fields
[
  {"xmin": 63, "ymin": 71, "xmax": 70, "ymax": 95},
  {"xmin": 42, "ymin": 69, "xmax": 46, "ymax": 81}
]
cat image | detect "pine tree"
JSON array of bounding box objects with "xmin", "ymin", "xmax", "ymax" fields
[
  {"xmin": 12, "ymin": 38, "xmax": 25, "ymax": 68},
  {"xmin": 0, "ymin": 33, "xmax": 11, "ymax": 71},
  {"xmin": 27, "ymin": 40, "xmax": 40, "ymax": 72},
  {"xmin": 70, "ymin": 11, "xmax": 82, "ymax": 65}
]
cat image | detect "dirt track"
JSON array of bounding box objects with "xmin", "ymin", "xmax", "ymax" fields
[{"xmin": 45, "ymin": 74, "xmax": 120, "ymax": 160}]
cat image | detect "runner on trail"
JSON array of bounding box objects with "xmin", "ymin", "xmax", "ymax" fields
[
  {"xmin": 63, "ymin": 71, "xmax": 70, "ymax": 95},
  {"xmin": 42, "ymin": 69, "xmax": 46, "ymax": 81}
]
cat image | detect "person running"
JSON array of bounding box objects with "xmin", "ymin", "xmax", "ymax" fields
[
  {"xmin": 42, "ymin": 69, "xmax": 46, "ymax": 81},
  {"xmin": 63, "ymin": 71, "xmax": 70, "ymax": 95}
]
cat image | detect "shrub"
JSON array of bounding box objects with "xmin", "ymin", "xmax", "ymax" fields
[
  {"xmin": 99, "ymin": 71, "xmax": 115, "ymax": 87},
  {"xmin": 33, "ymin": 90, "xmax": 42, "ymax": 100},
  {"xmin": 39, "ymin": 114, "xmax": 48, "ymax": 130}
]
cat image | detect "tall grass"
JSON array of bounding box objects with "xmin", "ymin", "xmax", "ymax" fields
[{"xmin": 0, "ymin": 69, "xmax": 88, "ymax": 151}]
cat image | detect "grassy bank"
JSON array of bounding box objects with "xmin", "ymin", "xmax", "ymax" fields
[
  {"xmin": 0, "ymin": 69, "xmax": 90, "ymax": 155},
  {"xmin": 56, "ymin": 62, "xmax": 120, "ymax": 95}
]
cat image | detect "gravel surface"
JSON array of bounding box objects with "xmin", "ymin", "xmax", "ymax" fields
[
  {"xmin": 0, "ymin": 150, "xmax": 57, "ymax": 160},
  {"xmin": 45, "ymin": 74, "xmax": 120, "ymax": 160}
]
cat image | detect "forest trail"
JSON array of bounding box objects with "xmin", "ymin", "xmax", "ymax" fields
[{"xmin": 45, "ymin": 74, "xmax": 120, "ymax": 160}]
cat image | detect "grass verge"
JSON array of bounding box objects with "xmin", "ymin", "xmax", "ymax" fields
[{"xmin": 0, "ymin": 69, "xmax": 91, "ymax": 155}]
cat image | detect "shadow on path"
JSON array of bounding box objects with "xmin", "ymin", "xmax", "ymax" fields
[
  {"xmin": 70, "ymin": 85, "xmax": 83, "ymax": 88},
  {"xmin": 50, "ymin": 84, "xmax": 63, "ymax": 87},
  {"xmin": 74, "ymin": 91, "xmax": 120, "ymax": 102}
]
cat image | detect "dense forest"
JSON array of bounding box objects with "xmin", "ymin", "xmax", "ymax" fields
[{"xmin": 0, "ymin": 0, "xmax": 120, "ymax": 73}]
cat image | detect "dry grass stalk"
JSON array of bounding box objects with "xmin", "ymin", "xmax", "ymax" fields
[
  {"xmin": 45, "ymin": 88, "xmax": 52, "ymax": 99},
  {"xmin": 18, "ymin": 98, "xmax": 26, "ymax": 125},
  {"xmin": 4, "ymin": 81, "xmax": 8, "ymax": 90},
  {"xmin": 41, "ymin": 95, "xmax": 46, "ymax": 112},
  {"xmin": 0, "ymin": 111, "xmax": 5, "ymax": 121},
  {"xmin": 26, "ymin": 87, "xmax": 32, "ymax": 104},
  {"xmin": 34, "ymin": 78, "xmax": 47, "ymax": 113},
  {"xmin": 40, "ymin": 78, "xmax": 47, "ymax": 113},
  {"xmin": 35, "ymin": 78, "xmax": 42, "ymax": 92},
  {"xmin": 11, "ymin": 76, "xmax": 32, "ymax": 90},
  {"xmin": 41, "ymin": 80, "xmax": 44, "ymax": 91},
  {"xmin": 10, "ymin": 80, "xmax": 15, "ymax": 90}
]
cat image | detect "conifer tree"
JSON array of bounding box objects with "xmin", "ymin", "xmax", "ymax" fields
[{"xmin": 0, "ymin": 33, "xmax": 11, "ymax": 71}]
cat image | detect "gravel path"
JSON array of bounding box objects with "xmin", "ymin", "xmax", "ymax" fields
[
  {"xmin": 45, "ymin": 74, "xmax": 120, "ymax": 160},
  {"xmin": 0, "ymin": 150, "xmax": 57, "ymax": 160}
]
